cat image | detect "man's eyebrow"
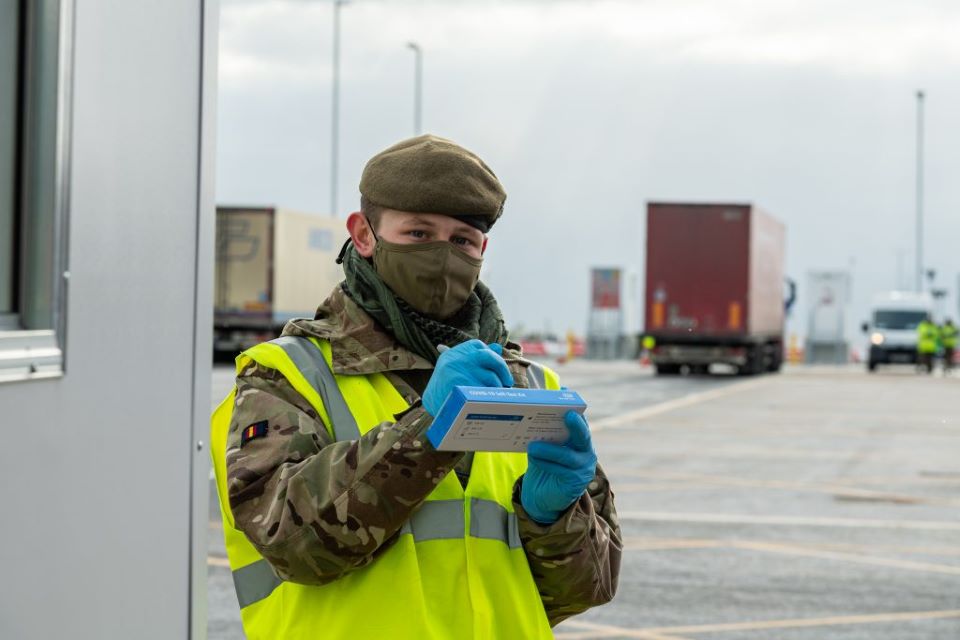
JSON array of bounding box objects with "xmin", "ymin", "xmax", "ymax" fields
[
  {"xmin": 403, "ymin": 216, "xmax": 438, "ymax": 227},
  {"xmin": 451, "ymin": 222, "xmax": 482, "ymax": 237}
]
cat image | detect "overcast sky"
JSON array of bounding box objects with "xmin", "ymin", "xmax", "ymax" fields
[{"xmin": 216, "ymin": 0, "xmax": 960, "ymax": 343}]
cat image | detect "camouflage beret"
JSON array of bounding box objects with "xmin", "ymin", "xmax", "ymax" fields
[{"xmin": 359, "ymin": 134, "xmax": 506, "ymax": 232}]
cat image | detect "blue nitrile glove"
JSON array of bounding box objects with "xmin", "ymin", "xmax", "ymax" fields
[
  {"xmin": 521, "ymin": 411, "xmax": 597, "ymax": 525},
  {"xmin": 423, "ymin": 340, "xmax": 513, "ymax": 417}
]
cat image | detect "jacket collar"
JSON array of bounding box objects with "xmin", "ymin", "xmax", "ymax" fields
[
  {"xmin": 281, "ymin": 286, "xmax": 434, "ymax": 375},
  {"xmin": 281, "ymin": 286, "xmax": 532, "ymax": 382}
]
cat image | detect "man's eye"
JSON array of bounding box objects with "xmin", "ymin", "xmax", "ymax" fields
[
  {"xmin": 452, "ymin": 236, "xmax": 472, "ymax": 246},
  {"xmin": 408, "ymin": 230, "xmax": 427, "ymax": 239}
]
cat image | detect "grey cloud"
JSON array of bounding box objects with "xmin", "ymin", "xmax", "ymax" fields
[{"xmin": 217, "ymin": 0, "xmax": 960, "ymax": 340}]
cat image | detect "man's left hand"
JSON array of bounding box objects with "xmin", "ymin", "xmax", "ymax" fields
[{"xmin": 520, "ymin": 411, "xmax": 597, "ymax": 525}]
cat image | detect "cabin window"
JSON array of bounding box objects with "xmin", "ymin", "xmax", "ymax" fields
[{"xmin": 0, "ymin": 0, "xmax": 72, "ymax": 383}]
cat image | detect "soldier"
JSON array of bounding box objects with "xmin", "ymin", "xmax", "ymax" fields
[
  {"xmin": 941, "ymin": 318, "xmax": 957, "ymax": 373},
  {"xmin": 211, "ymin": 135, "xmax": 621, "ymax": 639},
  {"xmin": 916, "ymin": 314, "xmax": 938, "ymax": 374}
]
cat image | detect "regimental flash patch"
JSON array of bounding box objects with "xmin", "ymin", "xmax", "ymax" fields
[{"xmin": 241, "ymin": 420, "xmax": 269, "ymax": 447}]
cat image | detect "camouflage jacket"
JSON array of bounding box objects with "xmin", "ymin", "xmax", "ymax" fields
[{"xmin": 226, "ymin": 286, "xmax": 622, "ymax": 626}]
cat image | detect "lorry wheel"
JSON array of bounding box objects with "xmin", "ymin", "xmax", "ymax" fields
[
  {"xmin": 737, "ymin": 347, "xmax": 761, "ymax": 376},
  {"xmin": 767, "ymin": 350, "xmax": 783, "ymax": 373},
  {"xmin": 656, "ymin": 364, "xmax": 681, "ymax": 376},
  {"xmin": 765, "ymin": 341, "xmax": 784, "ymax": 373}
]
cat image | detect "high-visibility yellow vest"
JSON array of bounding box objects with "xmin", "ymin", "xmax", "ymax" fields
[
  {"xmin": 211, "ymin": 336, "xmax": 560, "ymax": 639},
  {"xmin": 917, "ymin": 321, "xmax": 938, "ymax": 354},
  {"xmin": 942, "ymin": 324, "xmax": 958, "ymax": 349}
]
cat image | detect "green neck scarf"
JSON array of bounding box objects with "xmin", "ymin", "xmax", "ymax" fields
[{"xmin": 340, "ymin": 243, "xmax": 509, "ymax": 363}]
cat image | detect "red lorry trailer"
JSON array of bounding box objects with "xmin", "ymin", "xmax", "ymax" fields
[{"xmin": 644, "ymin": 202, "xmax": 786, "ymax": 375}]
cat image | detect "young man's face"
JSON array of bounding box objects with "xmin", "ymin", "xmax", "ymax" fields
[{"xmin": 350, "ymin": 209, "xmax": 487, "ymax": 260}]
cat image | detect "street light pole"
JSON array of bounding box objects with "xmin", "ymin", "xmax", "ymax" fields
[
  {"xmin": 331, "ymin": 0, "xmax": 348, "ymax": 217},
  {"xmin": 407, "ymin": 42, "xmax": 422, "ymax": 135},
  {"xmin": 915, "ymin": 90, "xmax": 925, "ymax": 292}
]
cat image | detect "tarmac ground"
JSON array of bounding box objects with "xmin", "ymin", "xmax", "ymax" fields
[{"xmin": 206, "ymin": 361, "xmax": 960, "ymax": 639}]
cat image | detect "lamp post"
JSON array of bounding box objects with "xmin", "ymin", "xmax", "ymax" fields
[
  {"xmin": 330, "ymin": 0, "xmax": 348, "ymax": 217},
  {"xmin": 406, "ymin": 42, "xmax": 422, "ymax": 135},
  {"xmin": 915, "ymin": 90, "xmax": 925, "ymax": 292}
]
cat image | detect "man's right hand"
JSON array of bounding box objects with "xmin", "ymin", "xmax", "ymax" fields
[{"xmin": 423, "ymin": 340, "xmax": 514, "ymax": 416}]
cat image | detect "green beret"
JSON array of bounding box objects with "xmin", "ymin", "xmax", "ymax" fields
[{"xmin": 359, "ymin": 134, "xmax": 506, "ymax": 232}]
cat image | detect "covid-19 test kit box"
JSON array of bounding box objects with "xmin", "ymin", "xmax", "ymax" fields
[{"xmin": 426, "ymin": 386, "xmax": 588, "ymax": 452}]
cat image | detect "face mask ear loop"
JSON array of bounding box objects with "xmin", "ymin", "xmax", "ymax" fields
[{"xmin": 366, "ymin": 216, "xmax": 380, "ymax": 242}]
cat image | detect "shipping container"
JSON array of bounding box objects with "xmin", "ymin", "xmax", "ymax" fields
[
  {"xmin": 214, "ymin": 206, "xmax": 348, "ymax": 356},
  {"xmin": 644, "ymin": 202, "xmax": 786, "ymax": 375}
]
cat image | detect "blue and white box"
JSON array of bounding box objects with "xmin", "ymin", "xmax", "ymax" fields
[{"xmin": 426, "ymin": 386, "xmax": 588, "ymax": 452}]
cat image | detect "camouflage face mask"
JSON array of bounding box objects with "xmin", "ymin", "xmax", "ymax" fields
[{"xmin": 372, "ymin": 238, "xmax": 483, "ymax": 320}]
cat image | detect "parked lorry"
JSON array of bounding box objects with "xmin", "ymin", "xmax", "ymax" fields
[
  {"xmin": 644, "ymin": 202, "xmax": 786, "ymax": 375},
  {"xmin": 214, "ymin": 206, "xmax": 347, "ymax": 357},
  {"xmin": 862, "ymin": 291, "xmax": 933, "ymax": 372}
]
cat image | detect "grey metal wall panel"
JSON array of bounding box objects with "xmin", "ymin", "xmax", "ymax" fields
[
  {"xmin": 0, "ymin": 1, "xmax": 213, "ymax": 638},
  {"xmin": 191, "ymin": 1, "xmax": 219, "ymax": 637}
]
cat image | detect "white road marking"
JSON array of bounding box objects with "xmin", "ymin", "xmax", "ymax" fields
[
  {"xmin": 617, "ymin": 510, "xmax": 960, "ymax": 531},
  {"xmin": 555, "ymin": 609, "xmax": 960, "ymax": 639},
  {"xmin": 622, "ymin": 536, "xmax": 960, "ymax": 557},
  {"xmin": 605, "ymin": 470, "xmax": 960, "ymax": 506},
  {"xmin": 556, "ymin": 620, "xmax": 691, "ymax": 640},
  {"xmin": 728, "ymin": 540, "xmax": 960, "ymax": 576},
  {"xmin": 589, "ymin": 377, "xmax": 772, "ymax": 432},
  {"xmin": 618, "ymin": 537, "xmax": 960, "ymax": 575}
]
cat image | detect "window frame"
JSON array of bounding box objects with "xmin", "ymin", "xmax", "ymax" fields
[
  {"xmin": 0, "ymin": 0, "xmax": 74, "ymax": 384},
  {"xmin": 0, "ymin": 0, "xmax": 21, "ymax": 328}
]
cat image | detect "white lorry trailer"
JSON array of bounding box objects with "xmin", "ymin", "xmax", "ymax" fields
[
  {"xmin": 863, "ymin": 291, "xmax": 933, "ymax": 372},
  {"xmin": 214, "ymin": 206, "xmax": 347, "ymax": 357}
]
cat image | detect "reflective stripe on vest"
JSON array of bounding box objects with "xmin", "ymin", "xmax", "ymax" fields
[
  {"xmin": 233, "ymin": 558, "xmax": 284, "ymax": 609},
  {"xmin": 525, "ymin": 361, "xmax": 547, "ymax": 389},
  {"xmin": 271, "ymin": 336, "xmax": 361, "ymax": 441},
  {"xmin": 233, "ymin": 497, "xmax": 524, "ymax": 608}
]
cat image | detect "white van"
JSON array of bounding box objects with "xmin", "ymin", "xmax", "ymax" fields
[{"xmin": 862, "ymin": 291, "xmax": 933, "ymax": 372}]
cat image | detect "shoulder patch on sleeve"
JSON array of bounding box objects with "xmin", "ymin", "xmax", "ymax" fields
[{"xmin": 241, "ymin": 420, "xmax": 269, "ymax": 446}]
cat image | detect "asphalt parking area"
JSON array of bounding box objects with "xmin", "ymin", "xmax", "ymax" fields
[{"xmin": 554, "ymin": 368, "xmax": 960, "ymax": 640}]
